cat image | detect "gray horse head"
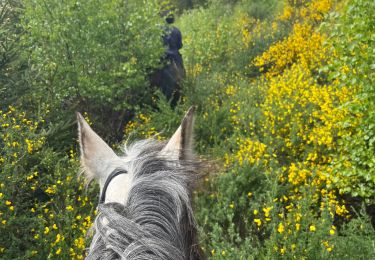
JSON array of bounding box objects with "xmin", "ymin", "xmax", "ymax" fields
[{"xmin": 77, "ymin": 107, "xmax": 205, "ymax": 260}]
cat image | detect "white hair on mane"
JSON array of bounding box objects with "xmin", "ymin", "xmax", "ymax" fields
[{"xmin": 86, "ymin": 139, "xmax": 205, "ymax": 260}]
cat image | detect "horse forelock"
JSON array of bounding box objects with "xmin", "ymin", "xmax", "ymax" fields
[{"xmin": 87, "ymin": 139, "xmax": 204, "ymax": 260}]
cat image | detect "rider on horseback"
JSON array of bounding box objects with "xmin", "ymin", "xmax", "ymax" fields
[
  {"xmin": 163, "ymin": 14, "xmax": 184, "ymax": 75},
  {"xmin": 155, "ymin": 11, "xmax": 185, "ymax": 107}
]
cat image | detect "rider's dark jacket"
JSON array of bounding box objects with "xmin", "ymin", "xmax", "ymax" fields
[{"xmin": 163, "ymin": 26, "xmax": 184, "ymax": 69}]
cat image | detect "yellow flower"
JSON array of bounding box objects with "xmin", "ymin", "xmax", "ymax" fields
[
  {"xmin": 225, "ymin": 85, "xmax": 237, "ymax": 96},
  {"xmin": 74, "ymin": 237, "xmax": 85, "ymax": 249},
  {"xmin": 235, "ymin": 138, "xmax": 267, "ymax": 166},
  {"xmin": 69, "ymin": 247, "xmax": 76, "ymax": 257},
  {"xmin": 296, "ymin": 223, "xmax": 301, "ymax": 231},
  {"xmin": 55, "ymin": 234, "xmax": 61, "ymax": 244},
  {"xmin": 309, "ymin": 225, "xmax": 316, "ymax": 232},
  {"xmin": 44, "ymin": 227, "xmax": 50, "ymax": 234},
  {"xmin": 253, "ymin": 209, "xmax": 258, "ymax": 215},
  {"xmin": 45, "ymin": 186, "xmax": 56, "ymax": 195},
  {"xmin": 5, "ymin": 200, "xmax": 11, "ymax": 206},
  {"xmin": 56, "ymin": 248, "xmax": 62, "ymax": 255},
  {"xmin": 254, "ymin": 219, "xmax": 262, "ymax": 226},
  {"xmin": 263, "ymin": 207, "xmax": 272, "ymax": 217},
  {"xmin": 25, "ymin": 139, "xmax": 33, "ymax": 154},
  {"xmin": 323, "ymin": 240, "xmax": 334, "ymax": 252},
  {"xmin": 277, "ymin": 223, "xmax": 285, "ymax": 233},
  {"xmin": 66, "ymin": 205, "xmax": 74, "ymax": 211}
]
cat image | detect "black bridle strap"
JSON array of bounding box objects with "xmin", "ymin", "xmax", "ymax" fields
[{"xmin": 99, "ymin": 169, "xmax": 128, "ymax": 204}]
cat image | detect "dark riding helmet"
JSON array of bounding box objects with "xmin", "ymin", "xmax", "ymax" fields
[
  {"xmin": 161, "ymin": 10, "xmax": 175, "ymax": 24},
  {"xmin": 166, "ymin": 15, "xmax": 174, "ymax": 24}
]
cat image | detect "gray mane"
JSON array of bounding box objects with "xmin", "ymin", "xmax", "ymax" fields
[{"xmin": 87, "ymin": 140, "xmax": 204, "ymax": 260}]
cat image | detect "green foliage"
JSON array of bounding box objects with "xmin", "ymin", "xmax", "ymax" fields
[
  {"xmin": 241, "ymin": 0, "xmax": 281, "ymax": 20},
  {"xmin": 195, "ymin": 163, "xmax": 270, "ymax": 258},
  {"xmin": 165, "ymin": 0, "xmax": 209, "ymax": 12},
  {"xmin": 14, "ymin": 0, "xmax": 169, "ymax": 143},
  {"xmin": 332, "ymin": 210, "xmax": 375, "ymax": 259},
  {"xmin": 177, "ymin": 0, "xmax": 283, "ymax": 77},
  {"xmin": 1, "ymin": 0, "xmax": 374, "ymax": 258},
  {"xmin": 325, "ymin": 0, "xmax": 375, "ymax": 198},
  {"xmin": 0, "ymin": 0, "xmax": 27, "ymax": 107},
  {"xmin": 21, "ymin": 0, "xmax": 165, "ymax": 112}
]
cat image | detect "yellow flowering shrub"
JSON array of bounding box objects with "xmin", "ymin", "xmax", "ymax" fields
[
  {"xmin": 255, "ymin": 0, "xmax": 334, "ymax": 77},
  {"xmin": 250, "ymin": 0, "xmax": 359, "ymax": 231},
  {"xmin": 0, "ymin": 106, "xmax": 96, "ymax": 259},
  {"xmin": 261, "ymin": 64, "xmax": 352, "ymax": 156},
  {"xmin": 0, "ymin": 106, "xmax": 45, "ymax": 166},
  {"xmin": 234, "ymin": 138, "xmax": 267, "ymax": 166},
  {"xmin": 278, "ymin": 0, "xmax": 333, "ymax": 22},
  {"xmin": 254, "ymin": 23, "xmax": 328, "ymax": 76},
  {"xmin": 124, "ymin": 113, "xmax": 163, "ymax": 140},
  {"xmin": 179, "ymin": 0, "xmax": 374, "ymax": 258}
]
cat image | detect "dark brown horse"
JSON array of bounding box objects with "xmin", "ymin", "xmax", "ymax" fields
[{"xmin": 150, "ymin": 59, "xmax": 185, "ymax": 108}]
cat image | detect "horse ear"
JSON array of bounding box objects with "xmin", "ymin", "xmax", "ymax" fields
[
  {"xmin": 77, "ymin": 112, "xmax": 119, "ymax": 183},
  {"xmin": 161, "ymin": 106, "xmax": 195, "ymax": 161}
]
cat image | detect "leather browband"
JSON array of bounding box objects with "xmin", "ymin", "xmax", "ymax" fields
[{"xmin": 99, "ymin": 169, "xmax": 128, "ymax": 204}]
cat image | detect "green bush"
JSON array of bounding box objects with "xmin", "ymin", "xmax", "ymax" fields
[
  {"xmin": 325, "ymin": 0, "xmax": 375, "ymax": 198},
  {"xmin": 21, "ymin": 0, "xmax": 165, "ymax": 120},
  {"xmin": 177, "ymin": 0, "xmax": 283, "ymax": 78},
  {"xmin": 0, "ymin": 0, "xmax": 27, "ymax": 108}
]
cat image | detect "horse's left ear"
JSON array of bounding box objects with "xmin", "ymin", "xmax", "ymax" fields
[
  {"xmin": 161, "ymin": 106, "xmax": 195, "ymax": 161},
  {"xmin": 77, "ymin": 112, "xmax": 119, "ymax": 184}
]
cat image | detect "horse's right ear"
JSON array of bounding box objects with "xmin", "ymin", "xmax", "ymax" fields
[
  {"xmin": 77, "ymin": 112, "xmax": 119, "ymax": 184},
  {"xmin": 161, "ymin": 106, "xmax": 196, "ymax": 161}
]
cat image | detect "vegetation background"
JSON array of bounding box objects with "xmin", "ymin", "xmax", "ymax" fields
[{"xmin": 1, "ymin": 0, "xmax": 374, "ymax": 259}]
